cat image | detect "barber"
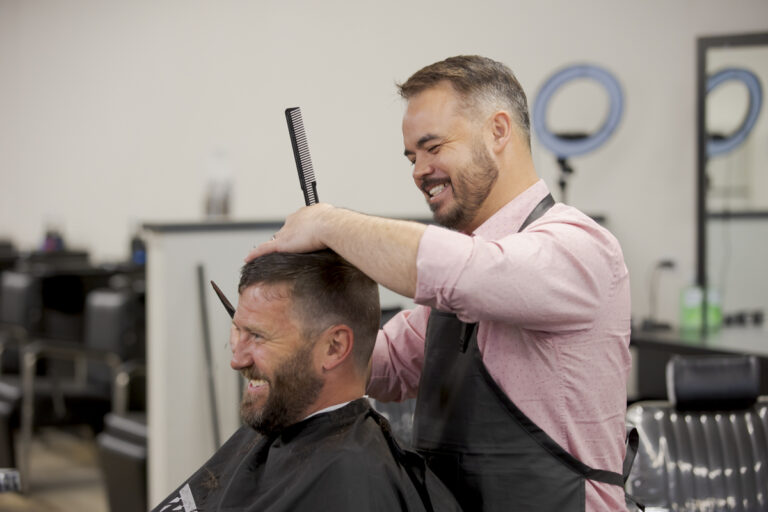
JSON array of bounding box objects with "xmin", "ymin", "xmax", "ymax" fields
[{"xmin": 249, "ymin": 55, "xmax": 632, "ymax": 511}]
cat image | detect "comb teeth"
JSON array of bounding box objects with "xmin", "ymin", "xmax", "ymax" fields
[{"xmin": 286, "ymin": 107, "xmax": 318, "ymax": 205}]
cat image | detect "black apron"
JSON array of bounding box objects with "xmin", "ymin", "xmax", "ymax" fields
[{"xmin": 412, "ymin": 194, "xmax": 628, "ymax": 511}]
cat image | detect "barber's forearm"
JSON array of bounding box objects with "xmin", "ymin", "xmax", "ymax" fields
[{"xmin": 316, "ymin": 207, "xmax": 425, "ymax": 298}]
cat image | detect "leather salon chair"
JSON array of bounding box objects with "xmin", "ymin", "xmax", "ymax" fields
[
  {"xmin": 0, "ymin": 271, "xmax": 42, "ymax": 376},
  {"xmin": 96, "ymin": 279, "xmax": 148, "ymax": 512},
  {"xmin": 625, "ymin": 354, "xmax": 768, "ymax": 511},
  {"xmin": 0, "ymin": 287, "xmax": 141, "ymax": 490},
  {"xmin": 0, "ymin": 271, "xmax": 43, "ymax": 469},
  {"xmin": 97, "ymin": 361, "xmax": 147, "ymax": 512},
  {"xmin": 0, "ymin": 240, "xmax": 18, "ymax": 273}
]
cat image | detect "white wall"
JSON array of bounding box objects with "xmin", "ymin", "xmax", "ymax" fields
[{"xmin": 1, "ymin": 0, "xmax": 767, "ymax": 327}]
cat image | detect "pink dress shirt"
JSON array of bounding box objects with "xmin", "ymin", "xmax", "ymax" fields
[{"xmin": 368, "ymin": 180, "xmax": 632, "ymax": 511}]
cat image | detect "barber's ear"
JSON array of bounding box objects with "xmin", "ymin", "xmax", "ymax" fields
[
  {"xmin": 320, "ymin": 325, "xmax": 354, "ymax": 371},
  {"xmin": 488, "ymin": 110, "xmax": 513, "ymax": 153}
]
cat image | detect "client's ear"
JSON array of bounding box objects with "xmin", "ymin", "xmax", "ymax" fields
[{"xmin": 319, "ymin": 324, "xmax": 354, "ymax": 371}]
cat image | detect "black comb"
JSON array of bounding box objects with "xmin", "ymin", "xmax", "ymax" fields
[{"xmin": 285, "ymin": 107, "xmax": 319, "ymax": 206}]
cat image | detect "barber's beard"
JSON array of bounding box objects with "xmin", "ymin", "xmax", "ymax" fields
[
  {"xmin": 240, "ymin": 343, "xmax": 323, "ymax": 436},
  {"xmin": 433, "ymin": 142, "xmax": 499, "ymax": 232}
]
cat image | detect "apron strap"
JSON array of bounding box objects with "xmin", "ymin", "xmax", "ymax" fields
[
  {"xmin": 457, "ymin": 193, "xmax": 555, "ymax": 355},
  {"xmin": 459, "ymin": 321, "xmax": 476, "ymax": 353},
  {"xmin": 623, "ymin": 426, "xmax": 639, "ymax": 483},
  {"xmin": 519, "ymin": 193, "xmax": 555, "ymax": 232},
  {"xmin": 580, "ymin": 467, "xmax": 624, "ymax": 487},
  {"xmin": 622, "ymin": 427, "xmax": 645, "ymax": 510}
]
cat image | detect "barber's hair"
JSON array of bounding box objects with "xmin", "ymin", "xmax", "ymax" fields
[
  {"xmin": 397, "ymin": 55, "xmax": 530, "ymax": 147},
  {"xmin": 239, "ymin": 250, "xmax": 380, "ymax": 370}
]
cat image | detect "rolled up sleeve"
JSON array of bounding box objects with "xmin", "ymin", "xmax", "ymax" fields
[{"xmin": 367, "ymin": 306, "xmax": 430, "ymax": 402}]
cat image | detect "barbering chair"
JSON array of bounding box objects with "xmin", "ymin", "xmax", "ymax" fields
[
  {"xmin": 625, "ymin": 354, "xmax": 768, "ymax": 511},
  {"xmin": 0, "ymin": 271, "xmax": 42, "ymax": 376},
  {"xmin": 0, "ymin": 271, "xmax": 43, "ymax": 467},
  {"xmin": 0, "ymin": 287, "xmax": 141, "ymax": 490},
  {"xmin": 97, "ymin": 360, "xmax": 147, "ymax": 512},
  {"xmin": 0, "ymin": 240, "xmax": 18, "ymax": 273},
  {"xmin": 95, "ymin": 277, "xmax": 148, "ymax": 512}
]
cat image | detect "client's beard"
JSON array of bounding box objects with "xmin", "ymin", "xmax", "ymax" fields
[{"xmin": 240, "ymin": 342, "xmax": 324, "ymax": 436}]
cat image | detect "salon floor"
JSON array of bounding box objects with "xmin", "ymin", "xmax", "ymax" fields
[{"xmin": 0, "ymin": 427, "xmax": 107, "ymax": 512}]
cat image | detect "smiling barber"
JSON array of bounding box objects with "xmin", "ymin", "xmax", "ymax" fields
[{"xmin": 249, "ymin": 55, "xmax": 632, "ymax": 512}]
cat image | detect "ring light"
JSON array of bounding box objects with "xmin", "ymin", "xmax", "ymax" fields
[
  {"xmin": 706, "ymin": 68, "xmax": 763, "ymax": 157},
  {"xmin": 533, "ymin": 64, "xmax": 624, "ymax": 158}
]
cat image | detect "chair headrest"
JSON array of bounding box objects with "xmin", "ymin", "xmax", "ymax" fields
[{"xmin": 666, "ymin": 355, "xmax": 760, "ymax": 411}]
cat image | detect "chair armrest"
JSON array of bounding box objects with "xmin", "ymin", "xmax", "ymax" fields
[
  {"xmin": 113, "ymin": 360, "xmax": 146, "ymax": 415},
  {"xmin": 0, "ymin": 323, "xmax": 29, "ymax": 376},
  {"xmin": 22, "ymin": 339, "xmax": 122, "ymax": 368},
  {"xmin": 0, "ymin": 323, "xmax": 28, "ymax": 344},
  {"xmin": 116, "ymin": 359, "xmax": 146, "ymax": 379}
]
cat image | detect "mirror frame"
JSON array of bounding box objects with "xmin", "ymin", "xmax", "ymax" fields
[{"xmin": 696, "ymin": 31, "xmax": 768, "ymax": 332}]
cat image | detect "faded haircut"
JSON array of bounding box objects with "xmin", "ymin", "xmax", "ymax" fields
[
  {"xmin": 239, "ymin": 250, "xmax": 380, "ymax": 371},
  {"xmin": 397, "ymin": 55, "xmax": 531, "ymax": 148}
]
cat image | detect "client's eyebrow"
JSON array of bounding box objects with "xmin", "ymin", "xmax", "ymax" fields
[{"xmin": 232, "ymin": 321, "xmax": 261, "ymax": 338}]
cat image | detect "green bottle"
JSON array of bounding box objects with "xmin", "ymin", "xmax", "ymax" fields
[
  {"xmin": 706, "ymin": 288, "xmax": 722, "ymax": 331},
  {"xmin": 679, "ymin": 285, "xmax": 722, "ymax": 332},
  {"xmin": 680, "ymin": 285, "xmax": 703, "ymax": 332}
]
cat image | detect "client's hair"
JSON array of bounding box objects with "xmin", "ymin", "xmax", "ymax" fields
[{"xmin": 239, "ymin": 250, "xmax": 380, "ymax": 370}]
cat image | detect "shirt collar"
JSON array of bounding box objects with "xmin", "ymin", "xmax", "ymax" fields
[
  {"xmin": 473, "ymin": 179, "xmax": 551, "ymax": 239},
  {"xmin": 302, "ymin": 395, "xmax": 366, "ymax": 421}
]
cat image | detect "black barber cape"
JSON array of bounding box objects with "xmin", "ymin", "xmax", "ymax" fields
[{"xmin": 152, "ymin": 398, "xmax": 462, "ymax": 512}]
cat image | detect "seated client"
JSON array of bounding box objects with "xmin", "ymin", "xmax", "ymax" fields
[{"xmin": 153, "ymin": 250, "xmax": 461, "ymax": 512}]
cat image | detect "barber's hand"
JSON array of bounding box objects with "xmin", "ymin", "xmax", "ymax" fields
[{"xmin": 246, "ymin": 203, "xmax": 333, "ymax": 262}]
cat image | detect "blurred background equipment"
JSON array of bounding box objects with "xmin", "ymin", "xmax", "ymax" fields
[
  {"xmin": 0, "ymin": 468, "xmax": 21, "ymax": 493},
  {"xmin": 0, "ymin": 230, "xmax": 146, "ymax": 507},
  {"xmin": 706, "ymin": 67, "xmax": 763, "ymax": 158},
  {"xmin": 698, "ymin": 32, "xmax": 768, "ymax": 335},
  {"xmin": 626, "ymin": 355, "xmax": 767, "ymax": 510},
  {"xmin": 641, "ymin": 259, "xmax": 676, "ymax": 332},
  {"xmin": 532, "ymin": 63, "xmax": 624, "ymax": 203},
  {"xmin": 0, "ymin": 285, "xmax": 145, "ymax": 491}
]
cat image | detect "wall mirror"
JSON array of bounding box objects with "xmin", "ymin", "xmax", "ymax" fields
[{"xmin": 697, "ymin": 32, "xmax": 768, "ymax": 332}]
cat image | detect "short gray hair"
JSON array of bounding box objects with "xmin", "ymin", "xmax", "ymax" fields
[{"xmin": 398, "ymin": 55, "xmax": 530, "ymax": 147}]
